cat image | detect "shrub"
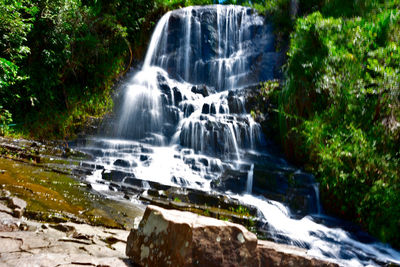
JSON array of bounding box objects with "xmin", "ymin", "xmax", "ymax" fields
[{"xmin": 277, "ymin": 8, "xmax": 400, "ymax": 247}]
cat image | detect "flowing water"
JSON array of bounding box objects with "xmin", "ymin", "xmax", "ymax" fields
[{"xmin": 76, "ymin": 5, "xmax": 400, "ymax": 266}]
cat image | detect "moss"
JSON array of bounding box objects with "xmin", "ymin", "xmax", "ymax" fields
[{"xmin": 0, "ymin": 157, "xmax": 142, "ymax": 228}]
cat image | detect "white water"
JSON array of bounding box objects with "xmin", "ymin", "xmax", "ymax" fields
[
  {"xmin": 79, "ymin": 5, "xmax": 400, "ymax": 266},
  {"xmin": 312, "ymin": 183, "xmax": 322, "ymax": 214},
  {"xmin": 246, "ymin": 164, "xmax": 254, "ymax": 193},
  {"xmin": 236, "ymin": 194, "xmax": 400, "ymax": 267}
]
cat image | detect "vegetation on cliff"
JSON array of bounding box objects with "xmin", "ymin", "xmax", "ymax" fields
[{"xmin": 255, "ymin": 0, "xmax": 400, "ymax": 247}]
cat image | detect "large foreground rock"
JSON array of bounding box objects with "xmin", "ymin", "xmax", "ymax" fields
[{"xmin": 126, "ymin": 205, "xmax": 337, "ymax": 267}]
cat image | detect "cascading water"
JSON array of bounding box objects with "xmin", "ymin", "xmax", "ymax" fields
[
  {"xmin": 246, "ymin": 164, "xmax": 254, "ymax": 194},
  {"xmin": 76, "ymin": 5, "xmax": 400, "ymax": 266}
]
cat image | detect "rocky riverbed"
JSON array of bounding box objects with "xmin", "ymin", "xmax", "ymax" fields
[
  {"xmin": 0, "ymin": 191, "xmax": 133, "ymax": 266},
  {"xmin": 0, "ymin": 136, "xmax": 145, "ymax": 229},
  {"xmin": 0, "ymin": 191, "xmax": 336, "ymax": 267},
  {"xmin": 0, "ymin": 136, "xmax": 341, "ymax": 266}
]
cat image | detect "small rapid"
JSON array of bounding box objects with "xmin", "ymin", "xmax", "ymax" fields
[{"xmin": 76, "ymin": 5, "xmax": 400, "ymax": 266}]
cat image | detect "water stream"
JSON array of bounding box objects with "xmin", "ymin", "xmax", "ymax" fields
[{"xmin": 76, "ymin": 5, "xmax": 400, "ymax": 266}]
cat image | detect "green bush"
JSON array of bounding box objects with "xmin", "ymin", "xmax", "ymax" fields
[{"xmin": 277, "ymin": 8, "xmax": 400, "ymax": 247}]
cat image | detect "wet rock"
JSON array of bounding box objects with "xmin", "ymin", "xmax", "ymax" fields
[
  {"xmin": 173, "ymin": 87, "xmax": 183, "ymax": 105},
  {"xmin": 80, "ymin": 162, "xmax": 96, "ymax": 170},
  {"xmin": 210, "ymin": 161, "xmax": 222, "ymax": 172},
  {"xmin": 183, "ymin": 103, "xmax": 195, "ymax": 117},
  {"xmin": 102, "ymin": 170, "xmax": 131, "ymax": 183},
  {"xmin": 211, "ymin": 169, "xmax": 248, "ymax": 194},
  {"xmin": 113, "ymin": 159, "xmax": 131, "ymax": 168},
  {"xmin": 164, "ymin": 106, "xmax": 181, "ymax": 127},
  {"xmin": 72, "ymin": 166, "xmax": 94, "ymax": 176},
  {"xmin": 257, "ymin": 240, "xmax": 338, "ymax": 267},
  {"xmin": 141, "ymin": 147, "xmax": 154, "ymax": 154},
  {"xmin": 171, "ymin": 176, "xmax": 188, "ymax": 187},
  {"xmin": 210, "ymin": 103, "xmax": 217, "ymax": 114},
  {"xmin": 140, "ymin": 155, "xmax": 149, "ymax": 161},
  {"xmin": 191, "ymin": 85, "xmax": 209, "ymax": 97},
  {"xmin": 252, "ymin": 166, "xmax": 319, "ymax": 215},
  {"xmin": 157, "ymin": 73, "xmax": 170, "ymax": 92},
  {"xmin": 198, "ymin": 158, "xmax": 208, "ymax": 166},
  {"xmin": 227, "ymin": 91, "xmax": 244, "ymax": 114},
  {"xmin": 202, "ymin": 103, "xmax": 210, "ymax": 114},
  {"xmin": 126, "ymin": 205, "xmax": 258, "ymax": 267},
  {"xmin": 186, "ymin": 190, "xmax": 222, "ymax": 208},
  {"xmin": 123, "ymin": 177, "xmax": 144, "ymax": 188}
]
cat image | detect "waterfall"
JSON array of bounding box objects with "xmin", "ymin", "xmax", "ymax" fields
[
  {"xmin": 144, "ymin": 5, "xmax": 275, "ymax": 91},
  {"xmin": 246, "ymin": 164, "xmax": 254, "ymax": 193},
  {"xmin": 312, "ymin": 183, "xmax": 322, "ymax": 214},
  {"xmin": 77, "ymin": 5, "xmax": 400, "ymax": 266}
]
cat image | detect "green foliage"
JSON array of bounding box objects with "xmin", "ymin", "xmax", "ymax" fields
[
  {"xmin": 0, "ymin": 105, "xmax": 13, "ymax": 135},
  {"xmin": 229, "ymin": 205, "xmax": 251, "ymax": 217},
  {"xmin": 277, "ymin": 5, "xmax": 400, "ymax": 247},
  {"xmin": 0, "ymin": 0, "xmax": 34, "ymax": 122},
  {"xmin": 0, "ymin": 0, "xmax": 217, "ymax": 139}
]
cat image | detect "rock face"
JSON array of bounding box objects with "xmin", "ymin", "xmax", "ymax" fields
[
  {"xmin": 126, "ymin": 205, "xmax": 338, "ymax": 267},
  {"xmin": 126, "ymin": 205, "xmax": 258, "ymax": 266}
]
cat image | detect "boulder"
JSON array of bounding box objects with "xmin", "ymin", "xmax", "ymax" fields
[
  {"xmin": 8, "ymin": 197, "xmax": 27, "ymax": 218},
  {"xmin": 113, "ymin": 159, "xmax": 131, "ymax": 168},
  {"xmin": 102, "ymin": 170, "xmax": 131, "ymax": 183},
  {"xmin": 126, "ymin": 205, "xmax": 258, "ymax": 267},
  {"xmin": 126, "ymin": 205, "xmax": 338, "ymax": 267},
  {"xmin": 191, "ymin": 85, "xmax": 209, "ymax": 97},
  {"xmin": 9, "ymin": 197, "xmax": 27, "ymax": 211}
]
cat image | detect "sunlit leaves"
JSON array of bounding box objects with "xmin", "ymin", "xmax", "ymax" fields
[{"xmin": 278, "ymin": 2, "xmax": 400, "ymax": 246}]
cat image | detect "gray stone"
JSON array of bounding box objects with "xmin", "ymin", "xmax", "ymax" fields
[
  {"xmin": 0, "ymin": 212, "xmax": 131, "ymax": 267},
  {"xmin": 126, "ymin": 205, "xmax": 338, "ymax": 267},
  {"xmin": 9, "ymin": 197, "xmax": 27, "ymax": 211},
  {"xmin": 0, "ymin": 202, "xmax": 13, "ymax": 215},
  {"xmin": 126, "ymin": 205, "xmax": 258, "ymax": 266}
]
